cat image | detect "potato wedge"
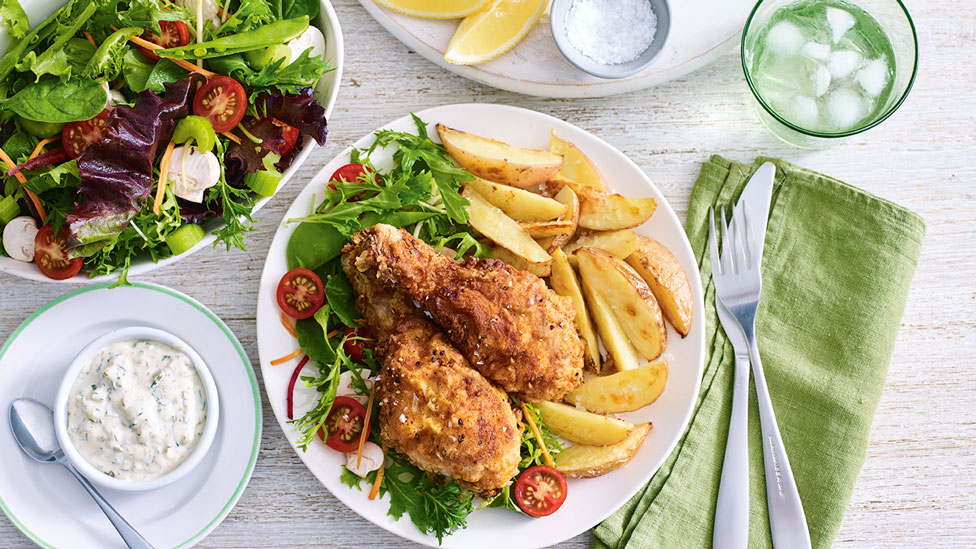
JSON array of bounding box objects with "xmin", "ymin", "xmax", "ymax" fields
[
  {"xmin": 554, "ymin": 176, "xmax": 657, "ymax": 230},
  {"xmin": 575, "ymin": 247, "xmax": 666, "ymax": 361},
  {"xmin": 565, "ymin": 361, "xmax": 668, "ymax": 414},
  {"xmin": 555, "ymin": 423, "xmax": 651, "ymax": 478},
  {"xmin": 437, "ymin": 124, "xmax": 562, "ymax": 187},
  {"xmin": 491, "ymin": 246, "xmax": 551, "ymax": 277},
  {"xmin": 535, "ymin": 401, "xmax": 634, "ymax": 446},
  {"xmin": 550, "ymin": 249, "xmax": 600, "ymax": 371},
  {"xmin": 464, "ymin": 177, "xmax": 567, "ymax": 221},
  {"xmin": 520, "ymin": 220, "xmax": 576, "ymax": 238},
  {"xmin": 463, "ymin": 187, "xmax": 551, "ymax": 265},
  {"xmin": 549, "ymin": 131, "xmax": 607, "ymax": 191},
  {"xmin": 579, "ymin": 270, "xmax": 642, "ymax": 372},
  {"xmin": 536, "ymin": 185, "xmax": 580, "ymax": 253},
  {"xmin": 626, "ymin": 237, "xmax": 694, "ymax": 336},
  {"xmin": 563, "ymin": 230, "xmax": 639, "ymax": 264}
]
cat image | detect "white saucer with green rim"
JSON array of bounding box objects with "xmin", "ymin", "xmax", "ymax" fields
[{"xmin": 0, "ymin": 283, "xmax": 261, "ymax": 548}]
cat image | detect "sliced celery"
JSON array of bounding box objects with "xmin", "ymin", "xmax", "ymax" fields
[{"xmin": 164, "ymin": 223, "xmax": 205, "ymax": 255}]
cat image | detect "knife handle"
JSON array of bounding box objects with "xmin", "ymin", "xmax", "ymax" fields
[
  {"xmin": 748, "ymin": 337, "xmax": 812, "ymax": 549},
  {"xmin": 713, "ymin": 353, "xmax": 751, "ymax": 549}
]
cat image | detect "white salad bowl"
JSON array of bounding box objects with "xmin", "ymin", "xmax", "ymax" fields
[
  {"xmin": 53, "ymin": 326, "xmax": 220, "ymax": 492},
  {"xmin": 0, "ymin": 0, "xmax": 344, "ymax": 284}
]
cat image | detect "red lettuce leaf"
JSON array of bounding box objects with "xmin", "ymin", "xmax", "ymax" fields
[
  {"xmin": 67, "ymin": 75, "xmax": 202, "ymax": 251},
  {"xmin": 224, "ymin": 115, "xmax": 284, "ymax": 179},
  {"xmin": 256, "ymin": 88, "xmax": 328, "ymax": 146}
]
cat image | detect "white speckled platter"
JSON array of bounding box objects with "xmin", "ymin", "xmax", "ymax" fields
[{"xmin": 358, "ymin": 0, "xmax": 755, "ymax": 98}]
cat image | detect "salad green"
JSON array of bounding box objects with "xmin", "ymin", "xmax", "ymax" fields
[
  {"xmin": 284, "ymin": 115, "xmax": 561, "ymax": 544},
  {"xmin": 0, "ymin": 0, "xmax": 333, "ymax": 281}
]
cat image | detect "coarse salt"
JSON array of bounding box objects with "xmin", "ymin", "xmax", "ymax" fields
[{"xmin": 564, "ymin": 0, "xmax": 657, "ymax": 65}]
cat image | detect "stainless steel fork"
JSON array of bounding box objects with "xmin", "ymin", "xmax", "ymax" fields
[{"xmin": 709, "ymin": 205, "xmax": 811, "ymax": 549}]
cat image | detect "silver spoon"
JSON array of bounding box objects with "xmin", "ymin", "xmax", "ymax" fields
[{"xmin": 9, "ymin": 398, "xmax": 154, "ymax": 549}]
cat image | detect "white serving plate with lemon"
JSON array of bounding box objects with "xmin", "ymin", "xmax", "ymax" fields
[{"xmin": 359, "ymin": 0, "xmax": 755, "ymax": 98}]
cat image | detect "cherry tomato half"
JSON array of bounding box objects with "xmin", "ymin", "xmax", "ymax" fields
[
  {"xmin": 327, "ymin": 163, "xmax": 371, "ymax": 202},
  {"xmin": 34, "ymin": 225, "xmax": 83, "ymax": 280},
  {"xmin": 62, "ymin": 109, "xmax": 110, "ymax": 159},
  {"xmin": 274, "ymin": 119, "xmax": 300, "ymax": 157},
  {"xmin": 276, "ymin": 267, "xmax": 325, "ymax": 319},
  {"xmin": 514, "ymin": 465, "xmax": 568, "ymax": 517},
  {"xmin": 193, "ymin": 76, "xmax": 247, "ymax": 133},
  {"xmin": 137, "ymin": 21, "xmax": 191, "ymax": 61},
  {"xmin": 343, "ymin": 327, "xmax": 374, "ymax": 362},
  {"xmin": 318, "ymin": 396, "xmax": 370, "ymax": 453}
]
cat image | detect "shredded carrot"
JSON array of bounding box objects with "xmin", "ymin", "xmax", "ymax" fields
[
  {"xmin": 357, "ymin": 389, "xmax": 375, "ymax": 469},
  {"xmin": 153, "ymin": 141, "xmax": 176, "ymax": 215},
  {"xmin": 327, "ymin": 329, "xmax": 341, "ymax": 339},
  {"xmin": 271, "ymin": 348, "xmax": 304, "ymax": 366},
  {"xmin": 280, "ymin": 312, "xmax": 297, "ymax": 338},
  {"xmin": 83, "ymin": 32, "xmax": 97, "ymax": 47},
  {"xmin": 368, "ymin": 451, "xmax": 385, "ymax": 500},
  {"xmin": 125, "ymin": 34, "xmax": 218, "ymax": 78},
  {"xmin": 220, "ymin": 131, "xmax": 241, "ymax": 144},
  {"xmin": 0, "ymin": 146, "xmax": 45, "ymax": 221},
  {"xmin": 29, "ymin": 137, "xmax": 59, "ymax": 160},
  {"xmin": 521, "ymin": 402, "xmax": 553, "ymax": 468}
]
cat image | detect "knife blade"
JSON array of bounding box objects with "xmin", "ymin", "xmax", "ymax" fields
[{"xmin": 736, "ymin": 161, "xmax": 776, "ymax": 263}]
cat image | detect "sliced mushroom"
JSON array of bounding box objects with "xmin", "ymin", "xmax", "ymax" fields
[{"xmin": 3, "ymin": 216, "xmax": 38, "ymax": 262}]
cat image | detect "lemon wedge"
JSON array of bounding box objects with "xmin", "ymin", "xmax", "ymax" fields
[
  {"xmin": 444, "ymin": 0, "xmax": 549, "ymax": 65},
  {"xmin": 373, "ymin": 0, "xmax": 490, "ymax": 19}
]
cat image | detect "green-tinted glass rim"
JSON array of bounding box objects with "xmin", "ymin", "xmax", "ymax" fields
[{"xmin": 741, "ymin": 0, "xmax": 918, "ymax": 139}]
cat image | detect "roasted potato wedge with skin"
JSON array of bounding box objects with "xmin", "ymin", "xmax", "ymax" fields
[
  {"xmin": 536, "ymin": 185, "xmax": 580, "ymax": 253},
  {"xmin": 491, "ymin": 246, "xmax": 551, "ymax": 277},
  {"xmin": 575, "ymin": 247, "xmax": 667, "ymax": 361},
  {"xmin": 563, "ymin": 230, "xmax": 639, "ymax": 264},
  {"xmin": 565, "ymin": 362, "xmax": 669, "ymax": 414},
  {"xmin": 579, "ymin": 270, "xmax": 642, "ymax": 372},
  {"xmin": 535, "ymin": 401, "xmax": 634, "ymax": 446},
  {"xmin": 520, "ymin": 220, "xmax": 576, "ymax": 238},
  {"xmin": 549, "ymin": 131, "xmax": 607, "ymax": 191},
  {"xmin": 464, "ymin": 177, "xmax": 567, "ymax": 221},
  {"xmin": 555, "ymin": 176, "xmax": 657, "ymax": 230},
  {"xmin": 555, "ymin": 423, "xmax": 652, "ymax": 478},
  {"xmin": 437, "ymin": 124, "xmax": 563, "ymax": 187},
  {"xmin": 627, "ymin": 236, "xmax": 694, "ymax": 337},
  {"xmin": 463, "ymin": 187, "xmax": 551, "ymax": 265},
  {"xmin": 550, "ymin": 248, "xmax": 600, "ymax": 371}
]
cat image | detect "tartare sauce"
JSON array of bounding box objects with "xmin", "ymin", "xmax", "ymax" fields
[{"xmin": 66, "ymin": 339, "xmax": 207, "ymax": 481}]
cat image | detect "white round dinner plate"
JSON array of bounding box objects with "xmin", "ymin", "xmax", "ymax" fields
[
  {"xmin": 358, "ymin": 0, "xmax": 755, "ymax": 98},
  {"xmin": 0, "ymin": 0, "xmax": 344, "ymax": 284},
  {"xmin": 0, "ymin": 283, "xmax": 261, "ymax": 548},
  {"xmin": 256, "ymin": 103, "xmax": 705, "ymax": 548}
]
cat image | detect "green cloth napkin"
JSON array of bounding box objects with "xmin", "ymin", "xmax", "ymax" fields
[{"xmin": 593, "ymin": 155, "xmax": 925, "ymax": 549}]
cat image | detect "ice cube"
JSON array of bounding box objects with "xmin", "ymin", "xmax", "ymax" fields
[
  {"xmin": 766, "ymin": 21, "xmax": 806, "ymax": 55},
  {"xmin": 787, "ymin": 96, "xmax": 820, "ymax": 128},
  {"xmin": 824, "ymin": 88, "xmax": 866, "ymax": 130},
  {"xmin": 826, "ymin": 7, "xmax": 855, "ymax": 44},
  {"xmin": 827, "ymin": 50, "xmax": 862, "ymax": 79},
  {"xmin": 856, "ymin": 58, "xmax": 889, "ymax": 97},
  {"xmin": 814, "ymin": 65, "xmax": 831, "ymax": 96},
  {"xmin": 800, "ymin": 41, "xmax": 831, "ymax": 61}
]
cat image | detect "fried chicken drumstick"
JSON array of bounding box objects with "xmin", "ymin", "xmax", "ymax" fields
[
  {"xmin": 344, "ymin": 224, "xmax": 584, "ymax": 402},
  {"xmin": 343, "ymin": 254, "xmax": 522, "ymax": 496}
]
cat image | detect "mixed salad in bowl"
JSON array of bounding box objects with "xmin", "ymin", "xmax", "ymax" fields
[{"xmin": 0, "ymin": 0, "xmax": 336, "ymax": 282}]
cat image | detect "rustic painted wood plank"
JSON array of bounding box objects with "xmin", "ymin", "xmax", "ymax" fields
[{"xmin": 2, "ymin": 0, "xmax": 974, "ymax": 546}]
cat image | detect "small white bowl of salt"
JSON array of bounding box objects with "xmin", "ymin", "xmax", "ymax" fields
[{"xmin": 551, "ymin": 0, "xmax": 671, "ymax": 79}]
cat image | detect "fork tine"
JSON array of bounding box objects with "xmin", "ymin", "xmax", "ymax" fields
[
  {"xmin": 708, "ymin": 207, "xmax": 721, "ymax": 276},
  {"xmin": 720, "ymin": 208, "xmax": 734, "ymax": 274},
  {"xmin": 732, "ymin": 202, "xmax": 752, "ymax": 271}
]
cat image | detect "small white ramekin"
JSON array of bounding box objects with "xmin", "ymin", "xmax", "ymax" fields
[{"xmin": 53, "ymin": 326, "xmax": 220, "ymax": 492}]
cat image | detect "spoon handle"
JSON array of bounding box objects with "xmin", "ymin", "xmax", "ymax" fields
[{"xmin": 62, "ymin": 463, "xmax": 155, "ymax": 549}]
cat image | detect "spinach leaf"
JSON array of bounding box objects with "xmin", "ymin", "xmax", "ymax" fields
[
  {"xmin": 285, "ymin": 221, "xmax": 346, "ymax": 270},
  {"xmin": 3, "ymin": 76, "xmax": 107, "ymax": 123},
  {"xmin": 85, "ymin": 27, "xmax": 140, "ymax": 80},
  {"xmin": 325, "ymin": 271, "xmax": 358, "ymax": 328},
  {"xmin": 273, "ymin": 0, "xmax": 319, "ymax": 20},
  {"xmin": 22, "ymin": 159, "xmax": 80, "ymax": 194},
  {"xmin": 0, "ymin": 0, "xmax": 29, "ymax": 40},
  {"xmin": 145, "ymin": 60, "xmax": 188, "ymax": 93},
  {"xmin": 121, "ymin": 50, "xmax": 155, "ymax": 92}
]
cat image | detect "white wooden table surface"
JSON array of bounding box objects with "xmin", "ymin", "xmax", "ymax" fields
[{"xmin": 3, "ymin": 1, "xmax": 974, "ymax": 547}]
